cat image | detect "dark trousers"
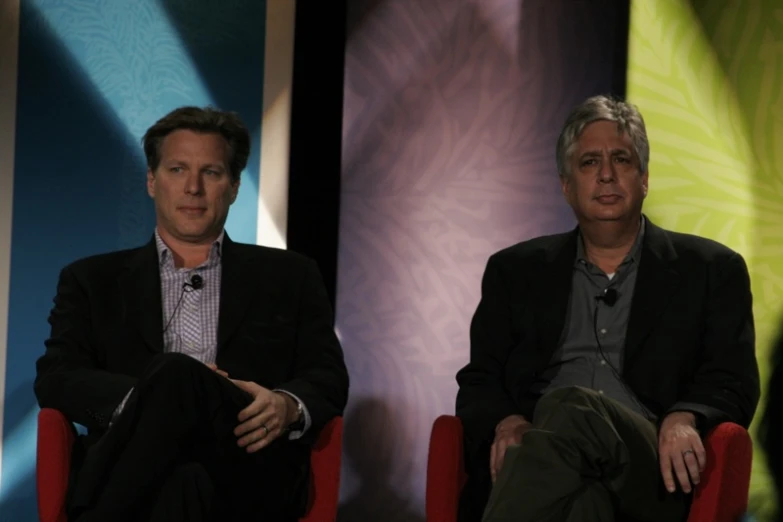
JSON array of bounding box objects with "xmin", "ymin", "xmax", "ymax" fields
[
  {"xmin": 72, "ymin": 353, "xmax": 305, "ymax": 522},
  {"xmin": 482, "ymin": 386, "xmax": 690, "ymax": 522}
]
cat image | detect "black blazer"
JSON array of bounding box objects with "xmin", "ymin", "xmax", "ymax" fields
[
  {"xmin": 34, "ymin": 234, "xmax": 349, "ymax": 504},
  {"xmin": 455, "ymin": 218, "xmax": 760, "ymax": 521}
]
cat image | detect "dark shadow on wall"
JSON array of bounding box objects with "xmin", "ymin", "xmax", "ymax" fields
[
  {"xmin": 285, "ymin": 1, "xmax": 346, "ymax": 311},
  {"xmin": 610, "ymin": 0, "xmax": 631, "ymax": 98},
  {"xmin": 2, "ymin": 2, "xmax": 152, "ymax": 519},
  {"xmin": 346, "ymin": 0, "xmax": 387, "ymax": 40},
  {"xmin": 158, "ymin": 0, "xmax": 266, "ymax": 129},
  {"xmin": 761, "ymin": 322, "xmax": 783, "ymax": 522},
  {"xmin": 515, "ymin": 0, "xmax": 631, "ymax": 151},
  {"xmin": 338, "ymin": 398, "xmax": 425, "ymax": 522},
  {"xmin": 0, "ymin": 492, "xmax": 36, "ymax": 522}
]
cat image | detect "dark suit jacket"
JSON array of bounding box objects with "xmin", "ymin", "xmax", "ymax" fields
[
  {"xmin": 34, "ymin": 234, "xmax": 349, "ymax": 509},
  {"xmin": 455, "ymin": 218, "xmax": 760, "ymax": 521}
]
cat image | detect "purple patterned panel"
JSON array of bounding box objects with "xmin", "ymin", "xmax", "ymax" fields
[{"xmin": 338, "ymin": 1, "xmax": 625, "ymax": 520}]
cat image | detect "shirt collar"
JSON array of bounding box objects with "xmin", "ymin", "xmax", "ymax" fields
[
  {"xmin": 576, "ymin": 216, "xmax": 645, "ymax": 266},
  {"xmin": 154, "ymin": 229, "xmax": 224, "ymax": 269}
]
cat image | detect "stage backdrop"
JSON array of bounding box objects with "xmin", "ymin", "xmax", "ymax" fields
[
  {"xmin": 0, "ymin": 1, "xmax": 296, "ymax": 519},
  {"xmin": 337, "ymin": 1, "xmax": 629, "ymax": 520},
  {"xmin": 626, "ymin": 0, "xmax": 783, "ymax": 519}
]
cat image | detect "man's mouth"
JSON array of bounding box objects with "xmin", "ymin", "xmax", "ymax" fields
[{"xmin": 179, "ymin": 207, "xmax": 206, "ymax": 214}]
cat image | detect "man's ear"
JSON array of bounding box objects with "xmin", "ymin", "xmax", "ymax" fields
[
  {"xmin": 146, "ymin": 169, "xmax": 155, "ymax": 199},
  {"xmin": 230, "ymin": 179, "xmax": 240, "ymax": 203},
  {"xmin": 560, "ymin": 174, "xmax": 573, "ymax": 202}
]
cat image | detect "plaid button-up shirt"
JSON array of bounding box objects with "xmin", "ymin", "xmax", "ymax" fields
[{"xmin": 156, "ymin": 229, "xmax": 222, "ymax": 363}]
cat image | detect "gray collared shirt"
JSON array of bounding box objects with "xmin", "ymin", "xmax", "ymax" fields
[{"xmin": 533, "ymin": 218, "xmax": 655, "ymax": 421}]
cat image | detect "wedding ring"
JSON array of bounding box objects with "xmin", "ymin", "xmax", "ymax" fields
[
  {"xmin": 682, "ymin": 449, "xmax": 694, "ymax": 456},
  {"xmin": 261, "ymin": 424, "xmax": 269, "ymax": 437}
]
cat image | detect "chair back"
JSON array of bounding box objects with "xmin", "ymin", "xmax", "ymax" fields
[{"xmin": 37, "ymin": 408, "xmax": 76, "ymax": 522}]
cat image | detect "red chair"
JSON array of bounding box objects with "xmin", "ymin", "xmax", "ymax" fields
[
  {"xmin": 36, "ymin": 408, "xmax": 343, "ymax": 522},
  {"xmin": 425, "ymin": 415, "xmax": 753, "ymax": 522}
]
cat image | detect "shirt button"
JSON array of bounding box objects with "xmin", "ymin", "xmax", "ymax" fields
[
  {"xmin": 600, "ymin": 360, "xmax": 607, "ymax": 366},
  {"xmin": 598, "ymin": 390, "xmax": 604, "ymax": 395},
  {"xmin": 600, "ymin": 328, "xmax": 607, "ymax": 335}
]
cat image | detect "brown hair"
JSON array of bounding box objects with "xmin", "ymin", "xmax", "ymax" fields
[{"xmin": 142, "ymin": 106, "xmax": 251, "ymax": 183}]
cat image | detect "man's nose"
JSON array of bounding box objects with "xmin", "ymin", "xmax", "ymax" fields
[
  {"xmin": 184, "ymin": 173, "xmax": 204, "ymax": 194},
  {"xmin": 597, "ymin": 158, "xmax": 616, "ymax": 182}
]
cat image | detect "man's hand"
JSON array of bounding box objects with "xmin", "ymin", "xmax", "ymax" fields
[
  {"xmin": 491, "ymin": 414, "xmax": 532, "ymax": 483},
  {"xmin": 206, "ymin": 363, "xmax": 228, "ymax": 378},
  {"xmin": 658, "ymin": 411, "xmax": 706, "ymax": 494},
  {"xmin": 231, "ymin": 380, "xmax": 296, "ymax": 453}
]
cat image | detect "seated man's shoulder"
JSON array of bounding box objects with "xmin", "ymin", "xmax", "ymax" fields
[
  {"xmin": 664, "ymin": 228, "xmax": 745, "ymax": 266},
  {"xmin": 233, "ymin": 242, "xmax": 315, "ymax": 272},
  {"xmin": 62, "ymin": 246, "xmax": 147, "ymax": 279}
]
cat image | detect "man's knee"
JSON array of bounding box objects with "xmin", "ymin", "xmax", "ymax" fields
[
  {"xmin": 167, "ymin": 462, "xmax": 213, "ymax": 494},
  {"xmin": 138, "ymin": 353, "xmax": 212, "ymax": 399},
  {"xmin": 534, "ymin": 386, "xmax": 603, "ymax": 425},
  {"xmin": 540, "ymin": 385, "xmax": 601, "ymax": 407},
  {"xmin": 146, "ymin": 352, "xmax": 205, "ymax": 379}
]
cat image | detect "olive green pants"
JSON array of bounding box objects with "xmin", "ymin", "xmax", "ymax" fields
[{"xmin": 481, "ymin": 386, "xmax": 689, "ymax": 522}]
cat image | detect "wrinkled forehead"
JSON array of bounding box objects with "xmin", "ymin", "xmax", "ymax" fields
[{"xmin": 574, "ymin": 120, "xmax": 634, "ymax": 154}]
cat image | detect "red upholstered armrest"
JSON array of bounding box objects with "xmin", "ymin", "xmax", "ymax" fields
[
  {"xmin": 37, "ymin": 408, "xmax": 75, "ymax": 522},
  {"xmin": 424, "ymin": 416, "xmax": 752, "ymax": 522},
  {"xmin": 687, "ymin": 422, "xmax": 752, "ymax": 522},
  {"xmin": 426, "ymin": 415, "xmax": 467, "ymax": 522},
  {"xmin": 300, "ymin": 416, "xmax": 343, "ymax": 522}
]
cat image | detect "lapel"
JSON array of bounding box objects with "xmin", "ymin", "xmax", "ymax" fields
[
  {"xmin": 217, "ymin": 234, "xmax": 260, "ymax": 350},
  {"xmin": 535, "ymin": 229, "xmax": 578, "ymax": 354},
  {"xmin": 624, "ymin": 218, "xmax": 680, "ymax": 370},
  {"xmin": 119, "ymin": 237, "xmax": 164, "ymax": 354}
]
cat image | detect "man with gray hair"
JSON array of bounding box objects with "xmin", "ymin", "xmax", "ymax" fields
[{"xmin": 455, "ymin": 95, "xmax": 759, "ymax": 521}]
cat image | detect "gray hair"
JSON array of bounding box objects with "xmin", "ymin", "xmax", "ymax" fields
[{"xmin": 556, "ymin": 95, "xmax": 649, "ymax": 178}]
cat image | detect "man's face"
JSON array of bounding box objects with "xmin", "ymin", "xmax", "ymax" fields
[
  {"xmin": 146, "ymin": 129, "xmax": 239, "ymax": 245},
  {"xmin": 560, "ymin": 120, "xmax": 647, "ymax": 223}
]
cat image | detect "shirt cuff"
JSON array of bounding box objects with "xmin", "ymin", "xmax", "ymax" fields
[
  {"xmin": 110, "ymin": 387, "xmax": 135, "ymax": 427},
  {"xmin": 274, "ymin": 389, "xmax": 311, "ymax": 440},
  {"xmin": 667, "ymin": 402, "xmax": 727, "ymax": 435}
]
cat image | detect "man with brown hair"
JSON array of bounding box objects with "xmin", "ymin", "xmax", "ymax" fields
[{"xmin": 35, "ymin": 106, "xmax": 349, "ymax": 522}]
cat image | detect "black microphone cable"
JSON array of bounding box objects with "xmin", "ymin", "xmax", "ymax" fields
[{"xmin": 162, "ymin": 274, "xmax": 204, "ymax": 333}]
